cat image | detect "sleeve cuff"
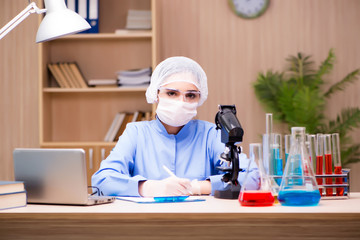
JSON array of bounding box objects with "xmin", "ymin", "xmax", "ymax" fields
[{"xmin": 99, "ymin": 175, "xmax": 147, "ymax": 197}]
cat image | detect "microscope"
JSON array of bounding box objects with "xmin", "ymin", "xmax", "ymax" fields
[{"xmin": 214, "ymin": 105, "xmax": 244, "ymax": 199}]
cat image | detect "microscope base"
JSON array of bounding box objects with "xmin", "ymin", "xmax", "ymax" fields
[{"xmin": 214, "ymin": 186, "xmax": 241, "ymax": 199}]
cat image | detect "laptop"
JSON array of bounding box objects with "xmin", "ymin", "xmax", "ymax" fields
[{"xmin": 13, "ymin": 148, "xmax": 115, "ymax": 205}]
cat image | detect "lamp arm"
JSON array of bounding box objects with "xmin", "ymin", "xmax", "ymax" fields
[{"xmin": 0, "ymin": 2, "xmax": 46, "ymax": 40}]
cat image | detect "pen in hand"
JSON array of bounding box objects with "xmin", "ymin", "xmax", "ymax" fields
[{"xmin": 162, "ymin": 165, "xmax": 193, "ymax": 195}]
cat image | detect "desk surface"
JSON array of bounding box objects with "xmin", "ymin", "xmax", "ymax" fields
[
  {"xmin": 1, "ymin": 193, "xmax": 360, "ymax": 240},
  {"xmin": 2, "ymin": 193, "xmax": 360, "ymax": 214}
]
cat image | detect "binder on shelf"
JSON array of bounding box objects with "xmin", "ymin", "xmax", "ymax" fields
[
  {"xmin": 78, "ymin": 0, "xmax": 88, "ymax": 30},
  {"xmin": 87, "ymin": 0, "xmax": 99, "ymax": 33},
  {"xmin": 68, "ymin": 0, "xmax": 99, "ymax": 34}
]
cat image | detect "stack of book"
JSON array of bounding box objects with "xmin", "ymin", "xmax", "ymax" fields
[
  {"xmin": 117, "ymin": 67, "xmax": 152, "ymax": 87},
  {"xmin": 104, "ymin": 111, "xmax": 152, "ymax": 142},
  {"xmin": 48, "ymin": 62, "xmax": 88, "ymax": 88},
  {"xmin": 125, "ymin": 10, "xmax": 152, "ymax": 30},
  {"xmin": 0, "ymin": 181, "xmax": 27, "ymax": 210}
]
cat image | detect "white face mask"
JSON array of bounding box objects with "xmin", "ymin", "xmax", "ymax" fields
[{"xmin": 156, "ymin": 97, "xmax": 198, "ymax": 127}]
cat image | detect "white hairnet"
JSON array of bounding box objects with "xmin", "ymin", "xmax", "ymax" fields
[{"xmin": 146, "ymin": 56, "xmax": 208, "ymax": 106}]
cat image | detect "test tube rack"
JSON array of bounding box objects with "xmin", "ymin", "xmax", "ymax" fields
[{"xmin": 315, "ymin": 169, "xmax": 350, "ymax": 200}]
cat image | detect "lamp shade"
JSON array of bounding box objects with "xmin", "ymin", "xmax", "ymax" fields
[{"xmin": 36, "ymin": 0, "xmax": 91, "ymax": 43}]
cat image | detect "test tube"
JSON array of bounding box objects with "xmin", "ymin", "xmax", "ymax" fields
[
  {"xmin": 284, "ymin": 134, "xmax": 291, "ymax": 163},
  {"xmin": 324, "ymin": 134, "xmax": 333, "ymax": 196},
  {"xmin": 331, "ymin": 133, "xmax": 344, "ymax": 196},
  {"xmin": 272, "ymin": 133, "xmax": 283, "ymax": 185},
  {"xmin": 266, "ymin": 113, "xmax": 273, "ymax": 137},
  {"xmin": 308, "ymin": 134, "xmax": 316, "ymax": 171},
  {"xmin": 316, "ymin": 134, "xmax": 324, "ymax": 196},
  {"xmin": 264, "ymin": 113, "xmax": 273, "ymax": 176}
]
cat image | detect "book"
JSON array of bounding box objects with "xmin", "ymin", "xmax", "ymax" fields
[
  {"xmin": 0, "ymin": 181, "xmax": 25, "ymax": 194},
  {"xmin": 144, "ymin": 111, "xmax": 152, "ymax": 121},
  {"xmin": 104, "ymin": 113, "xmax": 125, "ymax": 142},
  {"xmin": 113, "ymin": 113, "xmax": 133, "ymax": 141},
  {"xmin": 0, "ymin": 191, "xmax": 27, "ymax": 210},
  {"xmin": 0, "ymin": 181, "xmax": 27, "ymax": 210},
  {"xmin": 131, "ymin": 111, "xmax": 145, "ymax": 122},
  {"xmin": 118, "ymin": 75, "xmax": 151, "ymax": 86},
  {"xmin": 53, "ymin": 63, "xmax": 73, "ymax": 88},
  {"xmin": 117, "ymin": 67, "xmax": 152, "ymax": 86},
  {"xmin": 88, "ymin": 79, "xmax": 117, "ymax": 87},
  {"xmin": 107, "ymin": 113, "xmax": 127, "ymax": 142},
  {"xmin": 125, "ymin": 10, "xmax": 152, "ymax": 30},
  {"xmin": 48, "ymin": 63, "xmax": 67, "ymax": 88},
  {"xmin": 68, "ymin": 62, "xmax": 88, "ymax": 88},
  {"xmin": 117, "ymin": 67, "xmax": 152, "ymax": 77},
  {"xmin": 48, "ymin": 62, "xmax": 88, "ymax": 88},
  {"xmin": 59, "ymin": 63, "xmax": 78, "ymax": 88},
  {"xmin": 63, "ymin": 63, "xmax": 82, "ymax": 88}
]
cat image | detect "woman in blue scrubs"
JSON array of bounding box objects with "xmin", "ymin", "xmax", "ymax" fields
[{"xmin": 92, "ymin": 56, "xmax": 259, "ymax": 197}]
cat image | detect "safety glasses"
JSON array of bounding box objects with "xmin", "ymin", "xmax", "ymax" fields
[{"xmin": 158, "ymin": 87, "xmax": 201, "ymax": 103}]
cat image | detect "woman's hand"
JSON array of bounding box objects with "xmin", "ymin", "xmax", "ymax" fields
[{"xmin": 139, "ymin": 177, "xmax": 192, "ymax": 197}]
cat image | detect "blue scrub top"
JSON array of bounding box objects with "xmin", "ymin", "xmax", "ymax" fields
[{"xmin": 92, "ymin": 117, "xmax": 259, "ymax": 196}]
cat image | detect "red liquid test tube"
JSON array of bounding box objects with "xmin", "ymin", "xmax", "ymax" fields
[
  {"xmin": 324, "ymin": 134, "xmax": 333, "ymax": 196},
  {"xmin": 316, "ymin": 134, "xmax": 324, "ymax": 196},
  {"xmin": 332, "ymin": 133, "xmax": 344, "ymax": 196}
]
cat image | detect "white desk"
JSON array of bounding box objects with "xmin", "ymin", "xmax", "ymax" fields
[{"xmin": 1, "ymin": 193, "xmax": 360, "ymax": 239}]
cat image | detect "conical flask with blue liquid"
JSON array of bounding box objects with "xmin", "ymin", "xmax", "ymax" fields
[{"xmin": 278, "ymin": 127, "xmax": 321, "ymax": 206}]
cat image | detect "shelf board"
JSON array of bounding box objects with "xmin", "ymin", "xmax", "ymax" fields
[
  {"xmin": 43, "ymin": 87, "xmax": 148, "ymax": 93},
  {"xmin": 56, "ymin": 31, "xmax": 152, "ymax": 40}
]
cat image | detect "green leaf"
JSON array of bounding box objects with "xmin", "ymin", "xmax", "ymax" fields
[
  {"xmin": 326, "ymin": 108, "xmax": 360, "ymax": 135},
  {"xmin": 276, "ymin": 81, "xmax": 297, "ymax": 123},
  {"xmin": 286, "ymin": 53, "xmax": 316, "ymax": 88},
  {"xmin": 289, "ymin": 87, "xmax": 325, "ymax": 133},
  {"xmin": 324, "ymin": 69, "xmax": 360, "ymax": 98},
  {"xmin": 341, "ymin": 143, "xmax": 360, "ymax": 167},
  {"xmin": 316, "ymin": 49, "xmax": 335, "ymax": 79},
  {"xmin": 253, "ymin": 71, "xmax": 284, "ymax": 118}
]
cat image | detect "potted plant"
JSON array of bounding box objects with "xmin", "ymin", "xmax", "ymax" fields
[{"xmin": 253, "ymin": 49, "xmax": 360, "ymax": 166}]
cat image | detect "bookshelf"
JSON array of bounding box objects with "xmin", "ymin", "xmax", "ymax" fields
[{"xmin": 38, "ymin": 0, "xmax": 157, "ymax": 185}]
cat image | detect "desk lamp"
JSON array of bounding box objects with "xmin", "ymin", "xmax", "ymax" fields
[{"xmin": 0, "ymin": 0, "xmax": 91, "ymax": 43}]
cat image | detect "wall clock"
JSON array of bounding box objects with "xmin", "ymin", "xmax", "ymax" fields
[{"xmin": 228, "ymin": 0, "xmax": 270, "ymax": 19}]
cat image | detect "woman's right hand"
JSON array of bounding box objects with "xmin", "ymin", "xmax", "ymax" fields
[{"xmin": 139, "ymin": 177, "xmax": 192, "ymax": 197}]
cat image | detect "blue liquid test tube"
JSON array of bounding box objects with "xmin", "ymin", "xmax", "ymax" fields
[
  {"xmin": 272, "ymin": 133, "xmax": 283, "ymax": 185},
  {"xmin": 284, "ymin": 134, "xmax": 291, "ymax": 163}
]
